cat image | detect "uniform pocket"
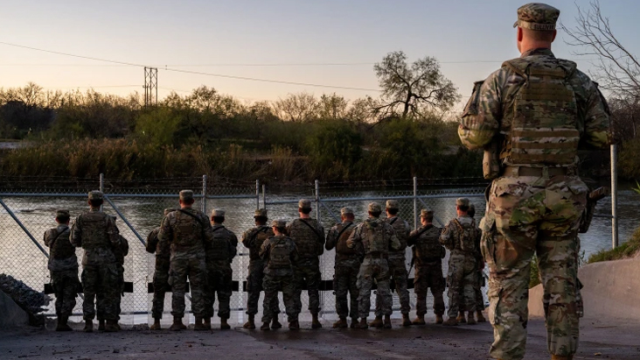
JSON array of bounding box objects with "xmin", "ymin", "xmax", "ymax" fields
[{"xmin": 480, "ymin": 216, "xmax": 496, "ymax": 265}]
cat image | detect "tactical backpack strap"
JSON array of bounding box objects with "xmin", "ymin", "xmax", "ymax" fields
[
  {"xmin": 177, "ymin": 209, "xmax": 207, "ymax": 239},
  {"xmin": 299, "ymin": 219, "xmax": 323, "ymax": 242},
  {"xmin": 335, "ymin": 222, "xmax": 353, "ymax": 241},
  {"xmin": 414, "ymin": 224, "xmax": 433, "ymax": 240},
  {"xmin": 389, "ymin": 217, "xmax": 398, "ymax": 225},
  {"xmin": 50, "ymin": 227, "xmax": 70, "ymax": 248}
]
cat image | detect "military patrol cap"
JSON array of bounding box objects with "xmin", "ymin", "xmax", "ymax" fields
[
  {"xmin": 385, "ymin": 200, "xmax": 399, "ymax": 210},
  {"xmin": 211, "ymin": 209, "xmax": 225, "ymax": 217},
  {"xmin": 456, "ymin": 198, "xmax": 470, "ymax": 207},
  {"xmin": 56, "ymin": 209, "xmax": 70, "ymax": 218},
  {"xmin": 420, "ymin": 209, "xmax": 434, "ymax": 218},
  {"xmin": 368, "ymin": 202, "xmax": 382, "ymax": 213},
  {"xmin": 513, "ymin": 3, "xmax": 560, "ymax": 31},
  {"xmin": 340, "ymin": 207, "xmax": 354, "ymax": 216},
  {"xmin": 179, "ymin": 190, "xmax": 194, "ymax": 200},
  {"xmin": 88, "ymin": 190, "xmax": 103, "ymax": 200},
  {"xmin": 163, "ymin": 208, "xmax": 174, "ymax": 216},
  {"xmin": 271, "ymin": 219, "xmax": 287, "ymax": 228},
  {"xmin": 298, "ymin": 199, "xmax": 312, "ymax": 210},
  {"xmin": 254, "ymin": 208, "xmax": 268, "ymax": 218}
]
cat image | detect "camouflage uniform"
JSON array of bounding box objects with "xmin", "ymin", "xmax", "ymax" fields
[
  {"xmin": 440, "ymin": 202, "xmax": 479, "ymax": 319},
  {"xmin": 260, "ymin": 220, "xmax": 299, "ymax": 324},
  {"xmin": 458, "ymin": 4, "xmax": 610, "ymax": 359},
  {"xmin": 204, "ymin": 212, "xmax": 238, "ymax": 320},
  {"xmin": 408, "ymin": 212, "xmax": 445, "ymax": 318},
  {"xmin": 469, "ymin": 205, "xmax": 487, "ymax": 312},
  {"xmin": 146, "ymin": 216, "xmax": 171, "ymax": 320},
  {"xmin": 325, "ymin": 209, "xmax": 360, "ymax": 320},
  {"xmin": 98, "ymin": 223, "xmax": 128, "ymax": 322},
  {"xmin": 347, "ymin": 203, "xmax": 401, "ymax": 320},
  {"xmin": 158, "ymin": 192, "xmax": 214, "ymax": 319},
  {"xmin": 287, "ymin": 199, "xmax": 325, "ymax": 316},
  {"xmin": 382, "ymin": 202, "xmax": 411, "ymax": 317},
  {"xmin": 44, "ymin": 213, "xmax": 79, "ymax": 319},
  {"xmin": 71, "ymin": 192, "xmax": 122, "ymax": 322}
]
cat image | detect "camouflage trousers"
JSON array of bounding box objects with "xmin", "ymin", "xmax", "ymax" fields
[
  {"xmin": 475, "ymin": 267, "xmax": 486, "ymax": 311},
  {"xmin": 204, "ymin": 261, "xmax": 232, "ymax": 319},
  {"xmin": 169, "ymin": 252, "xmax": 207, "ymax": 318},
  {"xmin": 357, "ymin": 256, "xmax": 391, "ymax": 319},
  {"xmin": 482, "ymin": 175, "xmax": 587, "ymax": 360},
  {"xmin": 414, "ymin": 260, "xmax": 445, "ymax": 316},
  {"xmin": 446, "ymin": 252, "xmax": 477, "ymax": 318},
  {"xmin": 97, "ymin": 264, "xmax": 124, "ymax": 321},
  {"xmin": 50, "ymin": 269, "xmax": 79, "ymax": 318},
  {"xmin": 333, "ymin": 256, "xmax": 360, "ymax": 319},
  {"xmin": 262, "ymin": 272, "xmax": 298, "ymax": 323},
  {"xmin": 246, "ymin": 260, "xmax": 280, "ymax": 316},
  {"xmin": 294, "ymin": 257, "xmax": 321, "ymax": 315},
  {"xmin": 376, "ymin": 252, "xmax": 410, "ymax": 316},
  {"xmin": 151, "ymin": 258, "xmax": 170, "ymax": 319},
  {"xmin": 81, "ymin": 262, "xmax": 119, "ymax": 321}
]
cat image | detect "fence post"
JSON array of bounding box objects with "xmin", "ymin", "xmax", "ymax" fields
[
  {"xmin": 99, "ymin": 173, "xmax": 104, "ymax": 211},
  {"xmin": 315, "ymin": 180, "xmax": 320, "ymax": 223},
  {"xmin": 611, "ymin": 144, "xmax": 619, "ymax": 249},
  {"xmin": 413, "ymin": 177, "xmax": 418, "ymax": 230},
  {"xmin": 262, "ymin": 184, "xmax": 266, "ymax": 210},
  {"xmin": 202, "ymin": 175, "xmax": 207, "ymax": 214},
  {"xmin": 256, "ymin": 180, "xmax": 260, "ymax": 210}
]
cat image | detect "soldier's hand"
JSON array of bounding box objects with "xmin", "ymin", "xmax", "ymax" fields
[{"xmin": 346, "ymin": 239, "xmax": 354, "ymax": 248}]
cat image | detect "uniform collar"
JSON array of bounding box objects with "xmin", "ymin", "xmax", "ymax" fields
[
  {"xmin": 521, "ymin": 48, "xmax": 555, "ymax": 58},
  {"xmin": 57, "ymin": 224, "xmax": 69, "ymax": 231}
]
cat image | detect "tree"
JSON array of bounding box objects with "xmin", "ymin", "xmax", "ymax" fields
[
  {"xmin": 318, "ymin": 93, "xmax": 349, "ymax": 120},
  {"xmin": 373, "ymin": 51, "xmax": 459, "ymax": 118},
  {"xmin": 273, "ymin": 92, "xmax": 319, "ymax": 122}
]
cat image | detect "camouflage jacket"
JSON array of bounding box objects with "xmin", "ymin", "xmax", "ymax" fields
[
  {"xmin": 146, "ymin": 227, "xmax": 171, "ymax": 260},
  {"xmin": 385, "ymin": 216, "xmax": 410, "ymax": 254},
  {"xmin": 325, "ymin": 221, "xmax": 362, "ymax": 259},
  {"xmin": 43, "ymin": 224, "xmax": 78, "ymax": 271},
  {"xmin": 408, "ymin": 224, "xmax": 445, "ymax": 264},
  {"xmin": 71, "ymin": 209, "xmax": 120, "ymax": 266},
  {"xmin": 286, "ymin": 218, "xmax": 325, "ymax": 259},
  {"xmin": 347, "ymin": 218, "xmax": 401, "ymax": 256},
  {"xmin": 241, "ymin": 225, "xmax": 274, "ymax": 262},
  {"xmin": 459, "ymin": 48, "xmax": 610, "ymax": 163},
  {"xmin": 157, "ymin": 207, "xmax": 214, "ymax": 255},
  {"xmin": 205, "ymin": 224, "xmax": 238, "ymax": 264}
]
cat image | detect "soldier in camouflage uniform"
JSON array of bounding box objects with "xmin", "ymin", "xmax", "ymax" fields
[
  {"xmin": 44, "ymin": 209, "xmax": 79, "ymax": 332},
  {"xmin": 146, "ymin": 208, "xmax": 174, "ymax": 330},
  {"xmin": 158, "ymin": 190, "xmax": 214, "ymax": 331},
  {"xmin": 467, "ymin": 204, "xmax": 487, "ymax": 324},
  {"xmin": 71, "ymin": 191, "xmax": 122, "ymax": 332},
  {"xmin": 260, "ymin": 219, "xmax": 300, "ymax": 331},
  {"xmin": 347, "ymin": 202, "xmax": 401, "ymax": 329},
  {"xmin": 241, "ymin": 209, "xmax": 281, "ymax": 330},
  {"xmin": 325, "ymin": 207, "xmax": 361, "ymax": 329},
  {"xmin": 97, "ymin": 216, "xmax": 128, "ymax": 331},
  {"xmin": 440, "ymin": 198, "xmax": 479, "ymax": 326},
  {"xmin": 204, "ymin": 209, "xmax": 238, "ymax": 330},
  {"xmin": 287, "ymin": 199, "xmax": 325, "ymax": 329},
  {"xmin": 377, "ymin": 200, "xmax": 412, "ymax": 327},
  {"xmin": 408, "ymin": 209, "xmax": 445, "ymax": 325},
  {"xmin": 458, "ymin": 4, "xmax": 610, "ymax": 359}
]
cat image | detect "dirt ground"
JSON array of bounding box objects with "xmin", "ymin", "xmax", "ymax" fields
[{"xmin": 0, "ymin": 317, "xmax": 639, "ymax": 360}]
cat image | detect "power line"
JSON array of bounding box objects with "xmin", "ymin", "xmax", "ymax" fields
[
  {"xmin": 0, "ymin": 41, "xmax": 145, "ymax": 67},
  {"xmin": 41, "ymin": 85, "xmax": 142, "ymax": 89}
]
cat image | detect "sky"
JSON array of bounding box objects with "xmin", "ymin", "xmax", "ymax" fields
[{"xmin": 1, "ymin": 0, "xmax": 639, "ymax": 110}]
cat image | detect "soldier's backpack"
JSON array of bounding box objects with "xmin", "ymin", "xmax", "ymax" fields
[
  {"xmin": 335, "ymin": 223, "xmax": 356, "ymax": 255},
  {"xmin": 50, "ymin": 227, "xmax": 75, "ymax": 260},
  {"xmin": 173, "ymin": 210, "xmax": 205, "ymax": 248},
  {"xmin": 413, "ymin": 225, "xmax": 445, "ymax": 259},
  {"xmin": 362, "ymin": 219, "xmax": 387, "ymax": 254},
  {"xmin": 79, "ymin": 212, "xmax": 112, "ymax": 249},
  {"xmin": 249, "ymin": 226, "xmax": 272, "ymax": 260},
  {"xmin": 268, "ymin": 237, "xmax": 291, "ymax": 269},
  {"xmin": 207, "ymin": 226, "xmax": 230, "ymax": 261},
  {"xmin": 452, "ymin": 219, "xmax": 477, "ymax": 253}
]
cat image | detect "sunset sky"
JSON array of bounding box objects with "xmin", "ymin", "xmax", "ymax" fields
[{"xmin": 1, "ymin": 0, "xmax": 638, "ymax": 110}]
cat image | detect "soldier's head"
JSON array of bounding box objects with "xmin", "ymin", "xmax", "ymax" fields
[
  {"xmin": 514, "ymin": 3, "xmax": 559, "ymax": 53},
  {"xmin": 420, "ymin": 209, "xmax": 433, "ymax": 226},
  {"xmin": 456, "ymin": 198, "xmax": 470, "ymax": 216},
  {"xmin": 298, "ymin": 199, "xmax": 312, "ymax": 217},
  {"xmin": 367, "ymin": 202, "xmax": 382, "ymax": 218},
  {"xmin": 87, "ymin": 191, "xmax": 103, "ymax": 209},
  {"xmin": 468, "ymin": 204, "xmax": 476, "ymax": 218},
  {"xmin": 211, "ymin": 209, "xmax": 225, "ymax": 225},
  {"xmin": 385, "ymin": 200, "xmax": 399, "ymax": 217},
  {"xmin": 179, "ymin": 190, "xmax": 195, "ymax": 208},
  {"xmin": 271, "ymin": 219, "xmax": 287, "ymax": 235},
  {"xmin": 340, "ymin": 207, "xmax": 354, "ymax": 222},
  {"xmin": 55, "ymin": 209, "xmax": 70, "ymax": 225},
  {"xmin": 254, "ymin": 208, "xmax": 268, "ymax": 225}
]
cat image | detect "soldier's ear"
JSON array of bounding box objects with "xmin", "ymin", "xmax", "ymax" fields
[
  {"xmin": 517, "ymin": 27, "xmax": 524, "ymax": 42},
  {"xmin": 551, "ymin": 29, "xmax": 557, "ymax": 42}
]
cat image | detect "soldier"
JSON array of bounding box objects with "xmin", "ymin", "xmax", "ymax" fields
[
  {"xmin": 325, "ymin": 207, "xmax": 360, "ymax": 329},
  {"xmin": 440, "ymin": 198, "xmax": 478, "ymax": 326},
  {"xmin": 241, "ymin": 209, "xmax": 281, "ymax": 330},
  {"xmin": 260, "ymin": 219, "xmax": 300, "ymax": 331},
  {"xmin": 71, "ymin": 191, "xmax": 122, "ymax": 332},
  {"xmin": 346, "ymin": 202, "xmax": 401, "ymax": 329},
  {"xmin": 158, "ymin": 190, "xmax": 214, "ymax": 331},
  {"xmin": 204, "ymin": 209, "xmax": 238, "ymax": 330},
  {"xmin": 44, "ymin": 209, "xmax": 79, "ymax": 332},
  {"xmin": 458, "ymin": 3, "xmax": 610, "ymax": 359},
  {"xmin": 465, "ymin": 204, "xmax": 487, "ymax": 324},
  {"xmin": 146, "ymin": 208, "xmax": 174, "ymax": 330},
  {"xmin": 379, "ymin": 200, "xmax": 412, "ymax": 327},
  {"xmin": 287, "ymin": 199, "xmax": 325, "ymax": 329},
  {"xmin": 99, "ymin": 216, "xmax": 128, "ymax": 331},
  {"xmin": 407, "ymin": 209, "xmax": 445, "ymax": 325}
]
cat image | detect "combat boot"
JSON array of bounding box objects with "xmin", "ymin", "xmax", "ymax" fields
[
  {"xmin": 402, "ymin": 313, "xmax": 412, "ymax": 327},
  {"xmin": 105, "ymin": 320, "xmax": 119, "ymax": 332},
  {"xmin": 56, "ymin": 315, "xmax": 72, "ymax": 332},
  {"xmin": 98, "ymin": 319, "xmax": 105, "ymax": 331},
  {"xmin": 333, "ymin": 317, "xmax": 348, "ymax": 329},
  {"xmin": 289, "ymin": 319, "xmax": 300, "ymax": 330},
  {"xmin": 220, "ymin": 318, "xmax": 231, "ymax": 330},
  {"xmin": 83, "ymin": 319, "xmax": 93, "ymax": 333},
  {"xmin": 350, "ymin": 317, "xmax": 358, "ymax": 329},
  {"xmin": 243, "ymin": 315, "xmax": 256, "ymax": 329},
  {"xmin": 550, "ymin": 356, "xmax": 573, "ymax": 360},
  {"xmin": 412, "ymin": 315, "xmax": 426, "ymax": 326},
  {"xmin": 383, "ymin": 315, "xmax": 392, "ymax": 329},
  {"xmin": 204, "ymin": 317, "xmax": 212, "ymax": 330},
  {"xmin": 476, "ymin": 310, "xmax": 487, "ymax": 323},
  {"xmin": 466, "ymin": 311, "xmax": 477, "ymax": 325},
  {"xmin": 150, "ymin": 318, "xmax": 162, "ymax": 330},
  {"xmin": 169, "ymin": 316, "xmax": 185, "ymax": 331},
  {"xmin": 443, "ymin": 317, "xmax": 458, "ymax": 326},
  {"xmin": 311, "ymin": 313, "xmax": 322, "ymax": 329},
  {"xmin": 456, "ymin": 311, "xmax": 466, "ymax": 324},
  {"xmin": 194, "ymin": 317, "xmax": 207, "ymax": 331},
  {"xmin": 271, "ymin": 318, "xmax": 282, "ymax": 330},
  {"xmin": 260, "ymin": 322, "xmax": 270, "ymax": 331},
  {"xmin": 369, "ymin": 315, "xmax": 384, "ymax": 328},
  {"xmin": 435, "ymin": 314, "xmax": 444, "ymax": 324},
  {"xmin": 357, "ymin": 318, "xmax": 369, "ymax": 329}
]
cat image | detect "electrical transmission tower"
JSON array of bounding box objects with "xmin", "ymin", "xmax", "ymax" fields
[{"xmin": 144, "ymin": 67, "xmax": 158, "ymax": 106}]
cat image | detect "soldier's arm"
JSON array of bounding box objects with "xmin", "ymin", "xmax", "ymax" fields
[
  {"xmin": 70, "ymin": 216, "xmax": 82, "ymax": 247},
  {"xmin": 388, "ymin": 224, "xmax": 401, "ymax": 251},
  {"xmin": 346, "ymin": 225, "xmax": 361, "ymax": 248},
  {"xmin": 580, "ymin": 75, "xmax": 611, "ymax": 149},
  {"xmin": 325, "ymin": 226, "xmax": 338, "ymax": 251},
  {"xmin": 157, "ymin": 214, "xmax": 173, "ymax": 245},
  {"xmin": 43, "ymin": 229, "xmax": 53, "ymax": 248},
  {"xmin": 229, "ymin": 232, "xmax": 239, "ymax": 260},
  {"xmin": 439, "ymin": 222, "xmax": 454, "ymax": 249},
  {"xmin": 106, "ymin": 217, "xmax": 121, "ymax": 248},
  {"xmin": 290, "ymin": 242, "xmax": 300, "ymax": 267},
  {"xmin": 241, "ymin": 229, "xmax": 254, "ymax": 249},
  {"xmin": 201, "ymin": 213, "xmax": 214, "ymax": 245},
  {"xmin": 259, "ymin": 238, "xmax": 270, "ymax": 260},
  {"xmin": 145, "ymin": 228, "xmax": 159, "ymax": 254},
  {"xmin": 407, "ymin": 229, "xmax": 419, "ymax": 247}
]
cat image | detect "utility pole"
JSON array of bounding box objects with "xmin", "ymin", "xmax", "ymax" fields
[{"xmin": 144, "ymin": 67, "xmax": 158, "ymax": 107}]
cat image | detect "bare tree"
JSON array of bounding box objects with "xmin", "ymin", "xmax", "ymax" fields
[
  {"xmin": 273, "ymin": 92, "xmax": 319, "ymax": 122},
  {"xmin": 373, "ymin": 51, "xmax": 459, "ymax": 119}
]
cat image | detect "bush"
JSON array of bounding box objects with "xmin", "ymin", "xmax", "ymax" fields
[{"xmin": 588, "ymin": 226, "xmax": 640, "ymax": 263}]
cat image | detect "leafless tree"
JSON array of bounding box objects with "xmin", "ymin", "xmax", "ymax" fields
[{"xmin": 273, "ymin": 92, "xmax": 320, "ymax": 122}]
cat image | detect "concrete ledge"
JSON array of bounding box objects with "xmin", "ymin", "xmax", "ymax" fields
[{"xmin": 0, "ymin": 290, "xmax": 29, "ymax": 328}]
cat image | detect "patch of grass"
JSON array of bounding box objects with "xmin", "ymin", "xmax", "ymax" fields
[{"xmin": 588, "ymin": 226, "xmax": 640, "ymax": 263}]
